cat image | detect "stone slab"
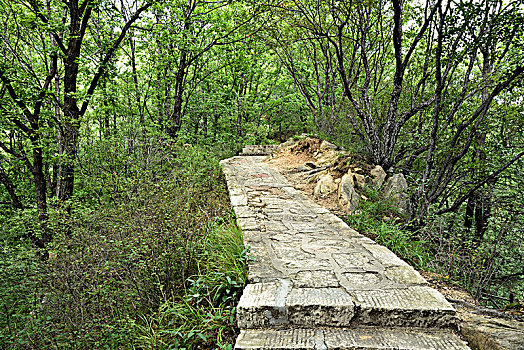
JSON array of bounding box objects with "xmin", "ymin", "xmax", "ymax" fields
[
  {"xmin": 235, "ymin": 328, "xmax": 470, "ymax": 349},
  {"xmin": 351, "ymin": 286, "xmax": 456, "ymax": 328},
  {"xmin": 237, "ymin": 283, "xmax": 355, "ymax": 328}
]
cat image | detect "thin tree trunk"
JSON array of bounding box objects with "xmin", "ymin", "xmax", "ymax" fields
[
  {"xmin": 167, "ymin": 51, "xmax": 187, "ymax": 138},
  {"xmin": 0, "ymin": 164, "xmax": 24, "ymax": 209}
]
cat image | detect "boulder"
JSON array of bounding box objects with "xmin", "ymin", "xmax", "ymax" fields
[
  {"xmin": 320, "ymin": 140, "xmax": 338, "ymax": 150},
  {"xmin": 314, "ymin": 173, "xmax": 337, "ymax": 197},
  {"xmin": 348, "ymin": 170, "xmax": 366, "ymax": 189},
  {"xmin": 315, "ymin": 150, "xmax": 339, "ymax": 167},
  {"xmin": 370, "ymin": 165, "xmax": 387, "ymax": 188},
  {"xmin": 338, "ymin": 174, "xmax": 360, "ymax": 212},
  {"xmin": 384, "ymin": 173, "xmax": 409, "ymax": 212}
]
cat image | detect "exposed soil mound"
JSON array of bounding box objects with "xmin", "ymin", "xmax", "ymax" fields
[{"xmin": 290, "ymin": 137, "xmax": 323, "ymax": 155}]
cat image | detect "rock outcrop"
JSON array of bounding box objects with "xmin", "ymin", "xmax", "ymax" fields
[
  {"xmin": 338, "ymin": 174, "xmax": 360, "ymax": 212},
  {"xmin": 460, "ymin": 313, "xmax": 524, "ymax": 350},
  {"xmin": 370, "ymin": 165, "xmax": 387, "ymax": 188},
  {"xmin": 314, "ymin": 173, "xmax": 337, "ymax": 197},
  {"xmin": 384, "ymin": 173, "xmax": 409, "ymax": 212}
]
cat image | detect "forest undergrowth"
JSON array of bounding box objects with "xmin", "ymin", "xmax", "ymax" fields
[
  {"xmin": 343, "ymin": 184, "xmax": 524, "ymax": 312},
  {"xmin": 0, "ymin": 129, "xmax": 246, "ymax": 349}
]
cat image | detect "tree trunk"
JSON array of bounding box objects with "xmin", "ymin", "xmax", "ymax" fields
[
  {"xmin": 56, "ymin": 119, "xmax": 79, "ymax": 201},
  {"xmin": 0, "ymin": 164, "xmax": 24, "ymax": 209},
  {"xmin": 167, "ymin": 51, "xmax": 187, "ymax": 138},
  {"xmin": 32, "ymin": 146, "xmax": 50, "ymax": 247},
  {"xmin": 55, "ymin": 0, "xmax": 85, "ymax": 202}
]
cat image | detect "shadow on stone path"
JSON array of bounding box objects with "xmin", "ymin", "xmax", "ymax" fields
[{"xmin": 221, "ymin": 154, "xmax": 470, "ymax": 350}]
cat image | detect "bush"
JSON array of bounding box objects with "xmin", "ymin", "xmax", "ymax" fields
[{"xmin": 0, "ymin": 131, "xmax": 245, "ymax": 349}]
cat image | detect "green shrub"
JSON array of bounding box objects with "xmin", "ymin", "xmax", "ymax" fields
[
  {"xmin": 132, "ymin": 223, "xmax": 246, "ymax": 350},
  {"xmin": 0, "ymin": 132, "xmax": 245, "ymax": 349}
]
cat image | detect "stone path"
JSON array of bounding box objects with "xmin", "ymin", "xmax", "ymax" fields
[{"xmin": 221, "ymin": 155, "xmax": 470, "ymax": 349}]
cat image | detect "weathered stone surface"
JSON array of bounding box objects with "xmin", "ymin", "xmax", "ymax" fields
[
  {"xmin": 221, "ymin": 155, "xmax": 467, "ymax": 349},
  {"xmin": 370, "ymin": 165, "xmax": 387, "ymax": 188},
  {"xmin": 233, "ymin": 205, "xmax": 254, "ymax": 218},
  {"xmin": 236, "ymin": 217, "xmax": 260, "ymax": 231},
  {"xmin": 313, "ymin": 173, "xmax": 337, "ymax": 197},
  {"xmin": 348, "ymin": 170, "xmax": 366, "ymax": 188},
  {"xmin": 238, "ymin": 284, "xmax": 355, "ymax": 328},
  {"xmin": 385, "ymin": 265, "xmax": 428, "ymax": 285},
  {"xmin": 320, "ymin": 140, "xmax": 338, "ymax": 150},
  {"xmin": 286, "ymin": 288, "xmax": 355, "ymax": 327},
  {"xmin": 325, "ymin": 328, "xmax": 469, "ymax": 349},
  {"xmin": 351, "ymin": 286, "xmax": 456, "ymax": 327},
  {"xmin": 384, "ymin": 173, "xmax": 409, "ymax": 212},
  {"xmin": 235, "ymin": 328, "xmax": 470, "ymax": 350},
  {"xmin": 241, "ymin": 145, "xmax": 279, "ymax": 156},
  {"xmin": 315, "ymin": 150, "xmax": 339, "ymax": 167},
  {"xmin": 362, "ymin": 243, "xmax": 410, "ymax": 267},
  {"xmin": 338, "ymin": 174, "xmax": 360, "ymax": 212},
  {"xmin": 237, "ymin": 280, "xmax": 292, "ymax": 328},
  {"xmin": 235, "ymin": 329, "xmax": 320, "ymax": 349},
  {"xmin": 292, "ymin": 270, "xmax": 340, "ymax": 288},
  {"xmin": 460, "ymin": 314, "xmax": 524, "ymax": 350}
]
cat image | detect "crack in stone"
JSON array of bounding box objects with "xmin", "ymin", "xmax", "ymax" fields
[
  {"xmin": 313, "ymin": 330, "xmax": 327, "ymax": 350},
  {"xmin": 265, "ymin": 279, "xmax": 292, "ymax": 326}
]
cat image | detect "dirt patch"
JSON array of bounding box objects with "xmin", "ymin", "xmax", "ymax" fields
[
  {"xmin": 420, "ymin": 271, "xmax": 477, "ymax": 305},
  {"xmin": 290, "ymin": 137, "xmax": 323, "ymax": 155},
  {"xmin": 266, "ymin": 148, "xmax": 314, "ymax": 172}
]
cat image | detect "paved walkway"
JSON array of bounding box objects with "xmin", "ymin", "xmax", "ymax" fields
[{"xmin": 221, "ymin": 155, "xmax": 470, "ymax": 349}]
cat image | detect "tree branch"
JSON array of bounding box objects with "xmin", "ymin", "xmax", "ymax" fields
[
  {"xmin": 80, "ymin": 1, "xmax": 152, "ymax": 116},
  {"xmin": 437, "ymin": 151, "xmax": 524, "ymax": 215}
]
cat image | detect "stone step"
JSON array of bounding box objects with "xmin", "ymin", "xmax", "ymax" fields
[
  {"xmin": 234, "ymin": 327, "xmax": 470, "ymax": 350},
  {"xmin": 237, "ymin": 280, "xmax": 456, "ymax": 329}
]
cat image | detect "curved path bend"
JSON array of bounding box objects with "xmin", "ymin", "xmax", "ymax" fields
[{"xmin": 221, "ymin": 154, "xmax": 470, "ymax": 350}]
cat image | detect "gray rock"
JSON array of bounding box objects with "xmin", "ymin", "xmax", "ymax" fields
[
  {"xmin": 348, "ymin": 170, "xmax": 366, "ymax": 189},
  {"xmin": 384, "ymin": 173, "xmax": 409, "ymax": 212},
  {"xmin": 338, "ymin": 174, "xmax": 360, "ymax": 212},
  {"xmin": 370, "ymin": 165, "xmax": 387, "ymax": 188},
  {"xmin": 296, "ymin": 163, "xmax": 315, "ymax": 172},
  {"xmin": 314, "ymin": 173, "xmax": 337, "ymax": 197},
  {"xmin": 296, "ymin": 165, "xmax": 311, "ymax": 172},
  {"xmin": 460, "ymin": 314, "xmax": 524, "ymax": 350},
  {"xmin": 320, "ymin": 140, "xmax": 337, "ymax": 150}
]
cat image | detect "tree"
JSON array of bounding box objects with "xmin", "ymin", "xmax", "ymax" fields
[
  {"xmin": 410, "ymin": 0, "xmax": 524, "ymax": 221},
  {"xmin": 0, "ymin": 0, "xmax": 152, "ymax": 249},
  {"xmin": 271, "ymin": 0, "xmax": 442, "ymax": 169},
  {"xmin": 147, "ymin": 0, "xmax": 270, "ymax": 138}
]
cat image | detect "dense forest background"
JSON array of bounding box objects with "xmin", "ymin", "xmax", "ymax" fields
[{"xmin": 1, "ymin": 0, "xmax": 523, "ymax": 348}]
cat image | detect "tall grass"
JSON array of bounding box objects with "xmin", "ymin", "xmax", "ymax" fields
[{"xmin": 133, "ymin": 224, "xmax": 246, "ymax": 350}]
